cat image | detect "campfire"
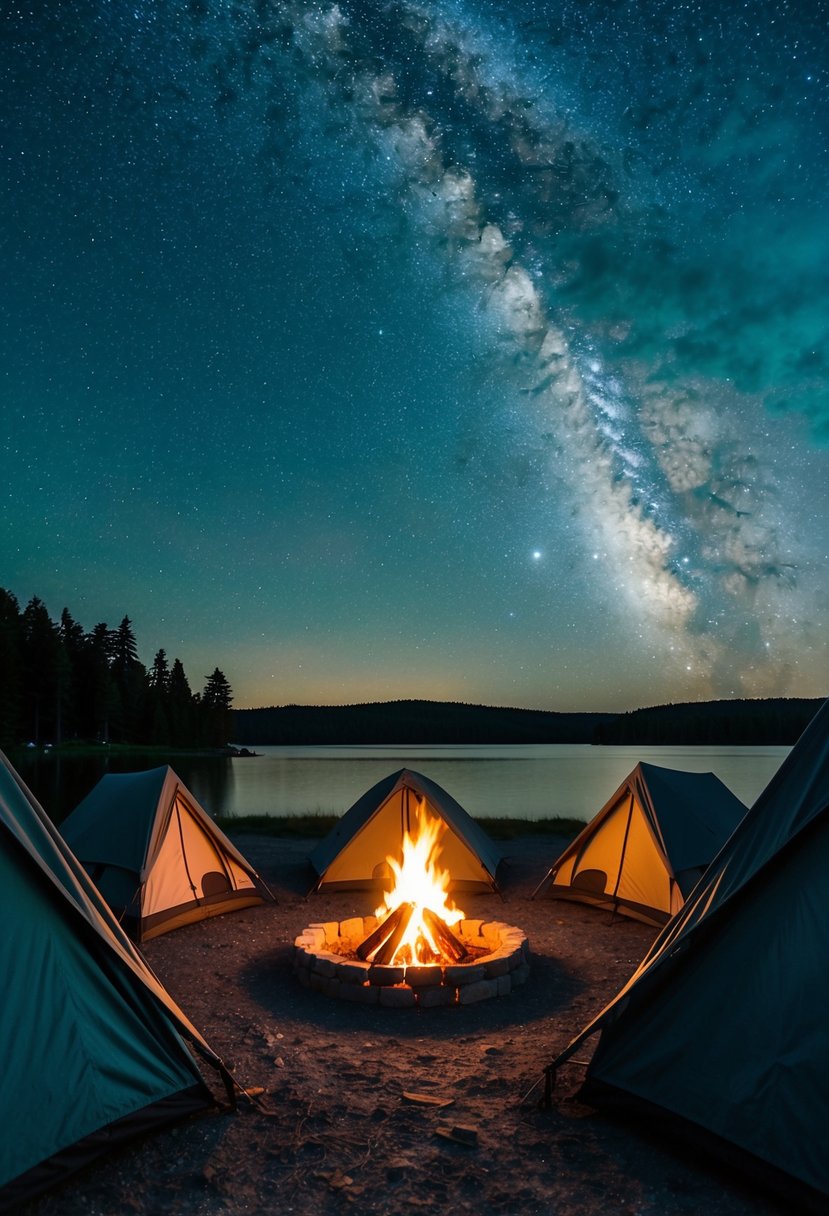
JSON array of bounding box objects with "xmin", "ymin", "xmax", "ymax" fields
[
  {"xmin": 355, "ymin": 811, "xmax": 470, "ymax": 967},
  {"xmin": 295, "ymin": 811, "xmax": 530, "ymax": 1007}
]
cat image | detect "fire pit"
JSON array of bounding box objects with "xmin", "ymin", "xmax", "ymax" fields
[
  {"xmin": 295, "ymin": 809, "xmax": 530, "ymax": 1006},
  {"xmin": 294, "ymin": 915, "xmax": 529, "ymax": 1006}
]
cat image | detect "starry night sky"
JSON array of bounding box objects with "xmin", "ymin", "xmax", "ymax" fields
[{"xmin": 2, "ymin": 0, "xmax": 828, "ymax": 711}]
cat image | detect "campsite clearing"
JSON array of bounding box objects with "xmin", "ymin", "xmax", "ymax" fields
[{"xmin": 27, "ymin": 831, "xmax": 786, "ymax": 1216}]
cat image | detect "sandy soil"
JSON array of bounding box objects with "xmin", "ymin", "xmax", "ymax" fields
[{"xmin": 26, "ymin": 833, "xmax": 786, "ymax": 1216}]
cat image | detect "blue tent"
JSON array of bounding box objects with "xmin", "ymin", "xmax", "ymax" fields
[
  {"xmin": 0, "ymin": 752, "xmax": 227, "ymax": 1209},
  {"xmin": 533, "ymin": 762, "xmax": 746, "ymax": 925},
  {"xmin": 62, "ymin": 766, "xmax": 273, "ymax": 941},
  {"xmin": 547, "ymin": 699, "xmax": 829, "ymax": 1209},
  {"xmin": 309, "ymin": 768, "xmax": 502, "ymax": 893}
]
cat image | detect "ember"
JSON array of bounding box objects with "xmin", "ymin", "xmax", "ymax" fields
[{"xmin": 356, "ymin": 902, "xmax": 470, "ymax": 965}]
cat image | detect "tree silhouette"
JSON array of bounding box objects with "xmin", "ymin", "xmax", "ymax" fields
[
  {"xmin": 202, "ymin": 668, "xmax": 234, "ymax": 747},
  {"xmin": 0, "ymin": 587, "xmax": 237, "ymax": 748},
  {"xmin": 145, "ymin": 649, "xmax": 171, "ymax": 744},
  {"xmin": 0, "ymin": 590, "xmax": 23, "ymax": 747},
  {"xmin": 58, "ymin": 608, "xmax": 86, "ymax": 742},
  {"xmin": 167, "ymin": 658, "xmax": 196, "ymax": 747},
  {"xmin": 148, "ymin": 649, "xmax": 170, "ymax": 693},
  {"xmin": 86, "ymin": 623, "xmax": 118, "ymax": 744},
  {"xmin": 21, "ymin": 597, "xmax": 61, "ymax": 743}
]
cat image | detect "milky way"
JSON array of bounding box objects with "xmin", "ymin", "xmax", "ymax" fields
[{"xmin": 1, "ymin": 0, "xmax": 827, "ymax": 707}]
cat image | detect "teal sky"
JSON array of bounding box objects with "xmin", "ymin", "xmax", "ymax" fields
[{"xmin": 2, "ymin": 0, "xmax": 827, "ymax": 711}]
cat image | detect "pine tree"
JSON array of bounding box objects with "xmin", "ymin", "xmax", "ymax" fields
[
  {"xmin": 168, "ymin": 658, "xmax": 195, "ymax": 746},
  {"xmin": 148, "ymin": 648, "xmax": 170, "ymax": 693},
  {"xmin": 202, "ymin": 668, "xmax": 234, "ymax": 747},
  {"xmin": 110, "ymin": 616, "xmax": 146, "ymax": 741},
  {"xmin": 112, "ymin": 616, "xmax": 139, "ymax": 673},
  {"xmin": 0, "ymin": 589, "xmax": 23, "ymax": 747},
  {"xmin": 144, "ymin": 649, "xmax": 171, "ymax": 744},
  {"xmin": 203, "ymin": 668, "xmax": 233, "ymax": 711},
  {"xmin": 20, "ymin": 597, "xmax": 61, "ymax": 743},
  {"xmin": 85, "ymin": 622, "xmax": 118, "ymax": 743},
  {"xmin": 58, "ymin": 608, "xmax": 86, "ymax": 741}
]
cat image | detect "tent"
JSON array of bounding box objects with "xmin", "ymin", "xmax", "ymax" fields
[
  {"xmin": 61, "ymin": 766, "xmax": 273, "ymax": 941},
  {"xmin": 309, "ymin": 768, "xmax": 503, "ymax": 893},
  {"xmin": 532, "ymin": 762, "xmax": 746, "ymax": 925},
  {"xmin": 547, "ymin": 698, "xmax": 829, "ymax": 1209},
  {"xmin": 0, "ymin": 751, "xmax": 229, "ymax": 1210}
]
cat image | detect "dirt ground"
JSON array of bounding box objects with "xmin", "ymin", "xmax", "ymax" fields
[{"xmin": 27, "ymin": 833, "xmax": 787, "ymax": 1216}]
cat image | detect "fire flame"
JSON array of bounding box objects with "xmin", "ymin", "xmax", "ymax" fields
[{"xmin": 373, "ymin": 811, "xmax": 463, "ymax": 965}]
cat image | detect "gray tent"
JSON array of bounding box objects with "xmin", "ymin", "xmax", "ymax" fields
[
  {"xmin": 0, "ymin": 751, "xmax": 228, "ymax": 1209},
  {"xmin": 533, "ymin": 763, "xmax": 747, "ymax": 925},
  {"xmin": 62, "ymin": 766, "xmax": 273, "ymax": 941},
  {"xmin": 547, "ymin": 698, "xmax": 829, "ymax": 1209},
  {"xmin": 309, "ymin": 768, "xmax": 503, "ymax": 893}
]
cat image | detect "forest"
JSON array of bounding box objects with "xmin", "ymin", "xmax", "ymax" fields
[
  {"xmin": 233, "ymin": 700, "xmax": 613, "ymax": 745},
  {"xmin": 592, "ymin": 697, "xmax": 824, "ymax": 745},
  {"xmin": 0, "ymin": 589, "xmax": 233, "ymax": 750},
  {"xmin": 235, "ymin": 696, "xmax": 825, "ymax": 746}
]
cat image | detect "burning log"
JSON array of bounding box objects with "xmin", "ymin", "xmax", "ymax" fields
[
  {"xmin": 373, "ymin": 902, "xmax": 417, "ymax": 965},
  {"xmin": 356, "ymin": 901, "xmax": 415, "ymax": 963},
  {"xmin": 355, "ymin": 901, "xmax": 471, "ymax": 966},
  {"xmin": 423, "ymin": 907, "xmax": 469, "ymax": 962},
  {"xmin": 354, "ymin": 813, "xmax": 477, "ymax": 965}
]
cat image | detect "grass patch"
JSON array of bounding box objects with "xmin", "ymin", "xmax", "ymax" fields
[
  {"xmin": 216, "ymin": 813, "xmax": 583, "ymax": 840},
  {"xmin": 215, "ymin": 813, "xmax": 340, "ymax": 837},
  {"xmin": 474, "ymin": 816, "xmax": 584, "ymax": 840}
]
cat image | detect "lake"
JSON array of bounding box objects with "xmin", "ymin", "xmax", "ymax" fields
[{"xmin": 17, "ymin": 743, "xmax": 789, "ymax": 825}]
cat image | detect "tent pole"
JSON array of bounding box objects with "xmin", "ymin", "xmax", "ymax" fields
[
  {"xmin": 175, "ymin": 799, "xmax": 200, "ymax": 903},
  {"xmin": 608, "ymin": 792, "xmax": 635, "ymax": 922}
]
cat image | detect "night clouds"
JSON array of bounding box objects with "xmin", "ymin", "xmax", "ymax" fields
[{"xmin": 1, "ymin": 0, "xmax": 826, "ymax": 708}]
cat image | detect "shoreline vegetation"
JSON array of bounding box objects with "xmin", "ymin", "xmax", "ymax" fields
[
  {"xmin": 6, "ymin": 695, "xmax": 822, "ymax": 757},
  {"xmin": 213, "ymin": 812, "xmax": 588, "ymax": 840},
  {"xmin": 7, "ymin": 741, "xmax": 256, "ymax": 759},
  {"xmin": 233, "ymin": 696, "xmax": 822, "ymax": 746}
]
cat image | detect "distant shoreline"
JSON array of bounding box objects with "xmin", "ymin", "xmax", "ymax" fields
[
  {"xmin": 8, "ymin": 696, "xmax": 822, "ymax": 758},
  {"xmin": 213, "ymin": 813, "xmax": 586, "ymax": 840},
  {"xmin": 233, "ymin": 696, "xmax": 823, "ymax": 747}
]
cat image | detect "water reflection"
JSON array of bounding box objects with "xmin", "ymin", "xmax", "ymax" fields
[
  {"xmin": 15, "ymin": 743, "xmax": 788, "ymax": 826},
  {"xmin": 15, "ymin": 750, "xmax": 233, "ymax": 824}
]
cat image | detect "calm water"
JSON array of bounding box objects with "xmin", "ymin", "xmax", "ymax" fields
[{"xmin": 19, "ymin": 743, "xmax": 789, "ymax": 825}]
